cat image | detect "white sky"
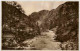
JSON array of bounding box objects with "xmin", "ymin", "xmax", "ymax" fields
[{"xmin": 17, "ymin": 1, "xmax": 66, "ymax": 15}]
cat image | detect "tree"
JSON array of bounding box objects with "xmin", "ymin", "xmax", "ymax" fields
[{"xmin": 2, "ymin": 1, "xmax": 28, "ymax": 43}]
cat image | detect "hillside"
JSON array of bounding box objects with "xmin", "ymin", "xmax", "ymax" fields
[{"xmin": 27, "ymin": 1, "xmax": 79, "ymax": 50}]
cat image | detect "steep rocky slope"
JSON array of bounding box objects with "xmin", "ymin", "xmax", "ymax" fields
[
  {"xmin": 28, "ymin": 1, "xmax": 79, "ymax": 42},
  {"xmin": 28, "ymin": 1, "xmax": 79, "ymax": 50}
]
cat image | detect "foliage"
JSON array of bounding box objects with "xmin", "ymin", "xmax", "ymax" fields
[{"xmin": 2, "ymin": 1, "xmax": 40, "ymax": 44}]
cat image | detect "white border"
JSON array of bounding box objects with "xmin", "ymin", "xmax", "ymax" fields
[
  {"xmin": 0, "ymin": 0, "xmax": 79, "ymax": 1},
  {"xmin": 79, "ymin": 0, "xmax": 80, "ymax": 50}
]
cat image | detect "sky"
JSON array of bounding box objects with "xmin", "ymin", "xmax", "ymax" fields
[{"xmin": 17, "ymin": 1, "xmax": 66, "ymax": 15}]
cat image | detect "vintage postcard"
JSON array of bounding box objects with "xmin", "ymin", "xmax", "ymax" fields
[{"xmin": 1, "ymin": 0, "xmax": 79, "ymax": 51}]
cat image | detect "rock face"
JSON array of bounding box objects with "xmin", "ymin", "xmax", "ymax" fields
[{"xmin": 55, "ymin": 2, "xmax": 79, "ymax": 42}]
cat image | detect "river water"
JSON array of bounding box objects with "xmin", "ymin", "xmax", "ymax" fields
[{"xmin": 23, "ymin": 30, "xmax": 62, "ymax": 50}]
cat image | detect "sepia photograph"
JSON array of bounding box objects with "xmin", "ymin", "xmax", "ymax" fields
[{"xmin": 2, "ymin": 1, "xmax": 79, "ymax": 50}]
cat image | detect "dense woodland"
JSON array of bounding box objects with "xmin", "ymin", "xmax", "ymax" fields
[{"xmin": 2, "ymin": 1, "xmax": 79, "ymax": 50}]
